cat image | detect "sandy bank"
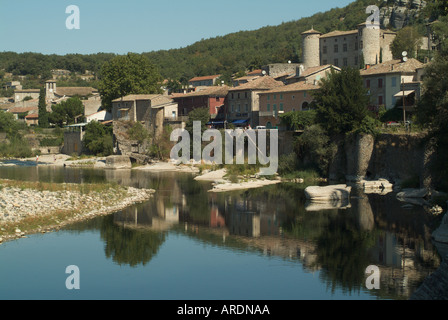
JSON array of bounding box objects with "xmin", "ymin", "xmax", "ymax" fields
[{"xmin": 133, "ymin": 161, "xmax": 200, "ymax": 173}]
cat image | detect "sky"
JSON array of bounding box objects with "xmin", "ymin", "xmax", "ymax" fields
[{"xmin": 0, "ymin": 0, "xmax": 355, "ymax": 55}]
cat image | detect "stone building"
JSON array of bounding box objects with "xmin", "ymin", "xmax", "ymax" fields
[
  {"xmin": 258, "ymin": 81, "xmax": 321, "ymax": 129},
  {"xmin": 226, "ymin": 76, "xmax": 284, "ymax": 128},
  {"xmin": 359, "ymin": 58, "xmax": 425, "ymax": 111},
  {"xmin": 301, "ymin": 22, "xmax": 396, "ymax": 70}
]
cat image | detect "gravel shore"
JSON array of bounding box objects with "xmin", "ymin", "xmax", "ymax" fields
[{"xmin": 0, "ymin": 182, "xmax": 155, "ymax": 242}]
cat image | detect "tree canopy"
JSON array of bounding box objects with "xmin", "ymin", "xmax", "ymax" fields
[
  {"xmin": 313, "ymin": 67, "xmax": 370, "ymax": 135},
  {"xmin": 48, "ymin": 97, "xmax": 84, "ymax": 127},
  {"xmin": 98, "ymin": 53, "xmax": 163, "ymax": 112}
]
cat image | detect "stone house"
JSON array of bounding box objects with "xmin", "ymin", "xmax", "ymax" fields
[
  {"xmin": 227, "ymin": 76, "xmax": 284, "ymax": 128},
  {"xmin": 258, "ymin": 82, "xmax": 321, "ymax": 129},
  {"xmin": 111, "ymin": 94, "xmax": 178, "ymax": 140},
  {"xmin": 188, "ymin": 75, "xmax": 221, "ymax": 88},
  {"xmin": 172, "ymin": 85, "xmax": 229, "ymax": 124},
  {"xmin": 359, "ymin": 58, "xmax": 425, "ymax": 111},
  {"xmin": 285, "ymin": 64, "xmax": 341, "ymax": 85}
]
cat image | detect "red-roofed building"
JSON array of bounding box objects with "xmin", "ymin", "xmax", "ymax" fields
[{"xmin": 188, "ymin": 75, "xmax": 221, "ymax": 88}]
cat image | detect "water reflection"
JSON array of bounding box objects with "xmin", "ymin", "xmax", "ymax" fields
[
  {"xmin": 0, "ymin": 165, "xmax": 443, "ymax": 299},
  {"xmin": 104, "ymin": 180, "xmax": 441, "ymax": 299}
]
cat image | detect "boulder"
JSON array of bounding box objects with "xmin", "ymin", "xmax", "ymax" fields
[
  {"xmin": 396, "ymin": 188, "xmax": 428, "ymax": 199},
  {"xmin": 304, "ymin": 184, "xmax": 351, "ymax": 202},
  {"xmin": 105, "ymin": 155, "xmax": 132, "ymax": 170}
]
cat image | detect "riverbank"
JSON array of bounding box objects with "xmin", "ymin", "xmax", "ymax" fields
[{"xmin": 0, "ymin": 179, "xmax": 155, "ymax": 243}]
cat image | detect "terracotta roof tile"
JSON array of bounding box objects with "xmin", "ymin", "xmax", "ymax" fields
[
  {"xmin": 360, "ymin": 59, "xmax": 425, "ymax": 76},
  {"xmin": 259, "ymin": 81, "xmax": 320, "ymax": 94},
  {"xmin": 172, "ymin": 85, "xmax": 230, "ymax": 98},
  {"xmin": 229, "ymin": 76, "xmax": 284, "ymax": 91},
  {"xmin": 189, "ymin": 75, "xmax": 221, "ymax": 82}
]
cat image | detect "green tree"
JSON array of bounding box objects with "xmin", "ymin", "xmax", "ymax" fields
[
  {"xmin": 279, "ymin": 110, "xmax": 317, "ymax": 131},
  {"xmin": 98, "ymin": 53, "xmax": 163, "ymax": 112},
  {"xmin": 390, "ymin": 26, "xmax": 422, "ymax": 59},
  {"xmin": 313, "ymin": 68, "xmax": 370, "ymax": 135},
  {"xmin": 83, "ymin": 121, "xmax": 113, "ymax": 156},
  {"xmin": 38, "ymin": 87, "xmax": 49, "ymax": 128},
  {"xmin": 185, "ymin": 107, "xmax": 211, "ymax": 134},
  {"xmin": 48, "ymin": 97, "xmax": 84, "ymax": 127},
  {"xmin": 416, "ymin": 49, "xmax": 448, "ymax": 190}
]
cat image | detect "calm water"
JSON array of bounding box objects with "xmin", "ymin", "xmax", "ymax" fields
[{"xmin": 0, "ymin": 164, "xmax": 444, "ymax": 300}]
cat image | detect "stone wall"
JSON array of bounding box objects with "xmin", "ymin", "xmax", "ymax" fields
[{"xmin": 329, "ymin": 133, "xmax": 433, "ymax": 187}]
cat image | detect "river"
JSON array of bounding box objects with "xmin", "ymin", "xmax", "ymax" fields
[{"xmin": 0, "ymin": 163, "xmax": 444, "ymax": 300}]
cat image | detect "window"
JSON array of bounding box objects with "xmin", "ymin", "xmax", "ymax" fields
[
  {"xmin": 323, "ymin": 46, "xmax": 327, "ymax": 54},
  {"xmin": 216, "ymin": 97, "xmax": 220, "ymax": 101},
  {"xmin": 231, "ymin": 93, "xmax": 234, "ymax": 99},
  {"xmin": 323, "ymin": 59, "xmax": 328, "ymax": 65},
  {"xmin": 273, "ymin": 104, "xmax": 277, "ymax": 111},
  {"xmin": 391, "ymin": 77, "xmax": 397, "ymax": 87},
  {"xmin": 280, "ymin": 94, "xmax": 283, "ymax": 100},
  {"xmin": 343, "ymin": 43, "xmax": 347, "ymax": 52},
  {"xmin": 245, "ymin": 104, "xmax": 248, "ymax": 112},
  {"xmin": 378, "ymin": 78, "xmax": 383, "ymax": 88},
  {"xmin": 334, "ymin": 59, "xmax": 339, "ymax": 66},
  {"xmin": 279, "ymin": 103, "xmax": 284, "ymax": 111},
  {"xmin": 334, "ymin": 44, "xmax": 339, "ymax": 53},
  {"xmin": 303, "ymin": 91, "xmax": 307, "ymax": 98},
  {"xmin": 360, "ymin": 41, "xmax": 363, "ymax": 49},
  {"xmin": 267, "ymin": 94, "xmax": 270, "ymax": 100},
  {"xmin": 355, "ymin": 56, "xmax": 358, "ymax": 66},
  {"xmin": 231, "ymin": 104, "xmax": 234, "ymax": 112},
  {"xmin": 378, "ymin": 96, "xmax": 383, "ymax": 105},
  {"xmin": 302, "ymin": 102, "xmax": 309, "ymax": 111},
  {"xmin": 273, "ymin": 94, "xmax": 277, "ymax": 100},
  {"xmin": 237, "ymin": 104, "xmax": 240, "ymax": 112},
  {"xmin": 245, "ymin": 92, "xmax": 248, "ymax": 98},
  {"xmin": 355, "ymin": 42, "xmax": 358, "ymax": 51},
  {"xmin": 267, "ymin": 104, "xmax": 270, "ymax": 111},
  {"xmin": 237, "ymin": 93, "xmax": 240, "ymax": 99},
  {"xmin": 343, "ymin": 58, "xmax": 348, "ymax": 66},
  {"xmin": 366, "ymin": 79, "xmax": 371, "ymax": 88}
]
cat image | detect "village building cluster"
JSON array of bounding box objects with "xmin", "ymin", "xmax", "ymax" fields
[{"xmin": 0, "ymin": 20, "xmax": 433, "ymax": 155}]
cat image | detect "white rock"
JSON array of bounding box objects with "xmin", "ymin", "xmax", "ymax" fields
[{"xmin": 304, "ymin": 184, "xmax": 352, "ymax": 202}]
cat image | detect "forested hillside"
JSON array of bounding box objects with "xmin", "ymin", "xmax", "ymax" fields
[{"xmin": 0, "ymin": 0, "xmax": 439, "ymax": 87}]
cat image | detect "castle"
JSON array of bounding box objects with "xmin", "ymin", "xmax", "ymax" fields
[{"xmin": 301, "ymin": 21, "xmax": 396, "ymax": 70}]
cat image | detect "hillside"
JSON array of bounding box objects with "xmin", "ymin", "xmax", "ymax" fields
[{"xmin": 0, "ymin": 0, "xmax": 435, "ymax": 86}]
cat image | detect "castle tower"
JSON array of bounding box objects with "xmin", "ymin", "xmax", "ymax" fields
[
  {"xmin": 301, "ymin": 28, "xmax": 322, "ymax": 69},
  {"xmin": 45, "ymin": 79, "xmax": 57, "ymax": 102},
  {"xmin": 359, "ymin": 21, "xmax": 381, "ymax": 66}
]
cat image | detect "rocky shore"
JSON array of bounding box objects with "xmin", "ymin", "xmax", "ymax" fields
[{"xmin": 0, "ymin": 180, "xmax": 155, "ymax": 243}]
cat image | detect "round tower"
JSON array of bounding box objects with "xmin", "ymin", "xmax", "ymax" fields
[
  {"xmin": 359, "ymin": 21, "xmax": 381, "ymax": 66},
  {"xmin": 301, "ymin": 28, "xmax": 322, "ymax": 69}
]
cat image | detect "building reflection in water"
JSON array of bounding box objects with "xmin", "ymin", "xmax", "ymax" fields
[{"xmin": 108, "ymin": 176, "xmax": 441, "ymax": 299}]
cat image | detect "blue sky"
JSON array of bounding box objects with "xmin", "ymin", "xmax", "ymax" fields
[{"xmin": 0, "ymin": 0, "xmax": 354, "ymax": 55}]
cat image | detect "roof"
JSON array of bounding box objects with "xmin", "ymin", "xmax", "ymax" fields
[
  {"xmin": 55, "ymin": 87, "xmax": 98, "ymax": 97},
  {"xmin": 112, "ymin": 94, "xmax": 162, "ymax": 102},
  {"xmin": 112, "ymin": 94, "xmax": 175, "ymax": 107},
  {"xmin": 189, "ymin": 74, "xmax": 221, "ymax": 82},
  {"xmin": 291, "ymin": 64, "xmax": 341, "ymax": 79},
  {"xmin": 247, "ymin": 69, "xmax": 263, "ymax": 75},
  {"xmin": 320, "ymin": 30, "xmax": 358, "ymax": 38},
  {"xmin": 360, "ymin": 59, "xmax": 425, "ymax": 76},
  {"xmin": 25, "ymin": 113, "xmax": 39, "ymax": 119},
  {"xmin": 172, "ymin": 85, "xmax": 230, "ymax": 98},
  {"xmin": 14, "ymin": 89, "xmax": 40, "ymax": 93},
  {"xmin": 229, "ymin": 76, "xmax": 284, "ymax": 91},
  {"xmin": 8, "ymin": 106, "xmax": 38, "ymax": 113},
  {"xmin": 259, "ymin": 81, "xmax": 321, "ymax": 95},
  {"xmin": 301, "ymin": 28, "xmax": 322, "ymax": 35},
  {"xmin": 234, "ymin": 75, "xmax": 261, "ymax": 82}
]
